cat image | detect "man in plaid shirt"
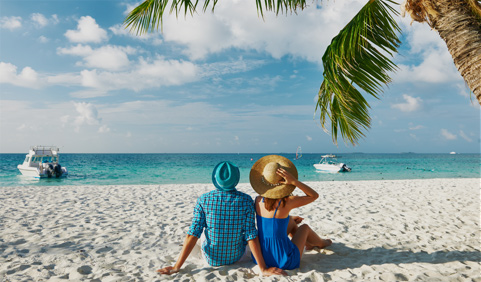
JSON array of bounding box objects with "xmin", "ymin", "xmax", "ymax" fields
[{"xmin": 157, "ymin": 161, "xmax": 286, "ymax": 277}]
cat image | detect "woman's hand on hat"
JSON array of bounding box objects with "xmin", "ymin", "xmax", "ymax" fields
[{"xmin": 276, "ymin": 168, "xmax": 298, "ymax": 185}]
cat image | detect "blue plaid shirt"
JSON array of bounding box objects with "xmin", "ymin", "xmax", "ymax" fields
[{"xmin": 187, "ymin": 189, "xmax": 257, "ymax": 266}]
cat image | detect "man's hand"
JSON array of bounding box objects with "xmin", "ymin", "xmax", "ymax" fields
[
  {"xmin": 156, "ymin": 266, "xmax": 180, "ymax": 275},
  {"xmin": 261, "ymin": 266, "xmax": 287, "ymax": 276}
]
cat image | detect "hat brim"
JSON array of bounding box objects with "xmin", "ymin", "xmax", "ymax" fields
[{"xmin": 250, "ymin": 155, "xmax": 298, "ymax": 199}]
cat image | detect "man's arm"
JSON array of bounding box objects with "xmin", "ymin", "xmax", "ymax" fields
[
  {"xmin": 248, "ymin": 238, "xmax": 287, "ymax": 276},
  {"xmin": 157, "ymin": 235, "xmax": 198, "ymax": 275},
  {"xmin": 158, "ymin": 197, "xmax": 205, "ymax": 275}
]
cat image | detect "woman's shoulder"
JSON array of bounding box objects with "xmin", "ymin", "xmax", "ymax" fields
[{"xmin": 282, "ymin": 195, "xmax": 302, "ymax": 207}]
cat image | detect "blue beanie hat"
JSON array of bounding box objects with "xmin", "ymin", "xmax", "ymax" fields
[{"xmin": 212, "ymin": 161, "xmax": 240, "ymax": 191}]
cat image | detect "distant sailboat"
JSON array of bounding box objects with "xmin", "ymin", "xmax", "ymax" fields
[{"xmin": 295, "ymin": 146, "xmax": 302, "ymax": 160}]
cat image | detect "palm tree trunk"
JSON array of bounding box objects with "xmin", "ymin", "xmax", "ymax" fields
[{"xmin": 423, "ymin": 0, "xmax": 481, "ymax": 104}]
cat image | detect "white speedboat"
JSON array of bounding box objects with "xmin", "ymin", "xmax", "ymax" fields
[
  {"xmin": 313, "ymin": 155, "xmax": 351, "ymax": 173},
  {"xmin": 17, "ymin": 146, "xmax": 68, "ymax": 178}
]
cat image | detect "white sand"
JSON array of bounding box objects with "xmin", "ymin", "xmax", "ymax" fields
[{"xmin": 0, "ymin": 178, "xmax": 479, "ymax": 281}]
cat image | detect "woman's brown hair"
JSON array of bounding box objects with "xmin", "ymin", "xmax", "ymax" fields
[{"xmin": 264, "ymin": 196, "xmax": 288, "ymax": 211}]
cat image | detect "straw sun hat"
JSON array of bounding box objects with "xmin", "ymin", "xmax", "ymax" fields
[{"xmin": 250, "ymin": 155, "xmax": 298, "ymax": 199}]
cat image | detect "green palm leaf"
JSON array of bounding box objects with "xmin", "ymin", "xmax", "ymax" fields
[
  {"xmin": 317, "ymin": 0, "xmax": 401, "ymax": 145},
  {"xmin": 124, "ymin": 0, "xmax": 307, "ymax": 34}
]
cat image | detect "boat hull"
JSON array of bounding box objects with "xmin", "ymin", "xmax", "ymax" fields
[
  {"xmin": 313, "ymin": 164, "xmax": 342, "ymax": 173},
  {"xmin": 17, "ymin": 165, "xmax": 68, "ymax": 178},
  {"xmin": 17, "ymin": 165, "xmax": 41, "ymax": 178}
]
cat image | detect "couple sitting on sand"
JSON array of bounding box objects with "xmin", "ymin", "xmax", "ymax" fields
[{"xmin": 157, "ymin": 155, "xmax": 332, "ymax": 277}]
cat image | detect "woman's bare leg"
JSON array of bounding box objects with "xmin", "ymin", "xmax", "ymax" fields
[
  {"xmin": 287, "ymin": 217, "xmax": 315, "ymax": 249},
  {"xmin": 291, "ymin": 224, "xmax": 332, "ymax": 257},
  {"xmin": 291, "ymin": 224, "xmax": 310, "ymax": 257}
]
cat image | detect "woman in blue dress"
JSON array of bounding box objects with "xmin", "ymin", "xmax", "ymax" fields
[{"xmin": 250, "ymin": 155, "xmax": 332, "ymax": 270}]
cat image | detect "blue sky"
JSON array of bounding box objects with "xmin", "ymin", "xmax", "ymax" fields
[{"xmin": 0, "ymin": 0, "xmax": 479, "ymax": 153}]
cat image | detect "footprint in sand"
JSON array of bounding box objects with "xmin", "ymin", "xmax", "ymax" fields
[
  {"xmin": 96, "ymin": 246, "xmax": 113, "ymax": 253},
  {"xmin": 77, "ymin": 265, "xmax": 92, "ymax": 275}
]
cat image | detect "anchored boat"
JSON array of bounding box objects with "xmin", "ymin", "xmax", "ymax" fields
[
  {"xmin": 17, "ymin": 146, "xmax": 68, "ymax": 178},
  {"xmin": 313, "ymin": 155, "xmax": 351, "ymax": 173}
]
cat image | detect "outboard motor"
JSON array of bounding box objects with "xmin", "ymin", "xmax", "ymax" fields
[
  {"xmin": 46, "ymin": 163, "xmax": 54, "ymax": 178},
  {"xmin": 341, "ymin": 164, "xmax": 352, "ymax": 172},
  {"xmin": 53, "ymin": 164, "xmax": 63, "ymax": 178}
]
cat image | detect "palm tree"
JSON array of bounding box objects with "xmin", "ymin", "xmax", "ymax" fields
[{"xmin": 124, "ymin": 0, "xmax": 481, "ymax": 145}]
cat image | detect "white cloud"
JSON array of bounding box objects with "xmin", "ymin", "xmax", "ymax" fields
[
  {"xmin": 440, "ymin": 129, "xmax": 457, "ymax": 140},
  {"xmin": 47, "ymin": 72, "xmax": 82, "ymax": 85},
  {"xmin": 398, "ymin": 17, "xmax": 444, "ymax": 53},
  {"xmin": 31, "ymin": 13, "xmax": 48, "ymax": 27},
  {"xmin": 391, "ymin": 94, "xmax": 423, "ymax": 112},
  {"xmin": 459, "ymin": 130, "xmax": 473, "ymax": 142},
  {"xmin": 396, "ymin": 50, "xmax": 461, "ymax": 83},
  {"xmin": 136, "ymin": 56, "xmax": 198, "ymax": 84},
  {"xmin": 306, "ymin": 135, "xmax": 312, "ymax": 141},
  {"xmin": 109, "ymin": 23, "xmax": 162, "ymax": 45},
  {"xmin": 0, "ymin": 62, "xmax": 41, "ymax": 88},
  {"xmin": 456, "ymin": 83, "xmax": 470, "ymax": 98},
  {"xmin": 65, "ymin": 16, "xmax": 108, "ymax": 43},
  {"xmin": 409, "ymin": 125, "xmax": 424, "ymax": 130},
  {"xmin": 60, "ymin": 115, "xmax": 70, "ymax": 127},
  {"xmin": 58, "ymin": 44, "xmax": 136, "ymax": 71},
  {"xmin": 70, "ymin": 89, "xmax": 109, "ymax": 99},
  {"xmin": 98, "ymin": 124, "xmax": 111, "ymax": 133},
  {"xmin": 409, "ymin": 133, "xmax": 418, "ymax": 140},
  {"xmin": 5, "ymin": 55, "xmax": 261, "ymax": 97},
  {"xmin": 74, "ymin": 102, "xmax": 102, "ymax": 132},
  {"xmin": 38, "ymin": 36, "xmax": 49, "ymax": 43},
  {"xmin": 103, "ymin": 100, "xmax": 232, "ymax": 128},
  {"xmin": 58, "ymin": 44, "xmax": 93, "ymax": 56},
  {"xmin": 0, "ymin": 16, "xmax": 22, "ymax": 30},
  {"xmin": 122, "ymin": 2, "xmax": 142, "ymax": 16},
  {"xmin": 51, "ymin": 15, "xmax": 59, "ymax": 24},
  {"xmin": 50, "ymin": 56, "xmax": 200, "ymax": 96},
  {"xmin": 395, "ymin": 18, "xmax": 463, "ymax": 84}
]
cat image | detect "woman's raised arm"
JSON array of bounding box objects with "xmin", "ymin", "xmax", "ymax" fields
[{"xmin": 276, "ymin": 168, "xmax": 319, "ymax": 209}]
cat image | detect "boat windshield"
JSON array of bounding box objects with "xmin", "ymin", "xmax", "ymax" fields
[
  {"xmin": 42, "ymin": 156, "xmax": 53, "ymax": 162},
  {"xmin": 321, "ymin": 157, "xmax": 338, "ymax": 164}
]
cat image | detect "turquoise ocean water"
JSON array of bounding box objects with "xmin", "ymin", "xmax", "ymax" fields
[{"xmin": 0, "ymin": 153, "xmax": 479, "ymax": 187}]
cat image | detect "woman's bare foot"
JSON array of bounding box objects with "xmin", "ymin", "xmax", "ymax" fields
[
  {"xmin": 306, "ymin": 239, "xmax": 332, "ymax": 251},
  {"xmin": 319, "ymin": 239, "xmax": 332, "ymax": 249}
]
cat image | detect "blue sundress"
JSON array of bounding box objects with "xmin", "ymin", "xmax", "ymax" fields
[{"xmin": 252, "ymin": 198, "xmax": 301, "ymax": 270}]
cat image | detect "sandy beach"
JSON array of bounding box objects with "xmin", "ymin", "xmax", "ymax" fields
[{"xmin": 0, "ymin": 178, "xmax": 479, "ymax": 281}]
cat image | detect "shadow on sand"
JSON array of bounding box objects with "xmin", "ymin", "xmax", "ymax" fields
[{"xmin": 301, "ymin": 242, "xmax": 481, "ymax": 272}]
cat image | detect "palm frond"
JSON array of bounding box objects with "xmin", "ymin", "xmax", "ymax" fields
[
  {"xmin": 255, "ymin": 0, "xmax": 307, "ymax": 17},
  {"xmin": 124, "ymin": 0, "xmax": 308, "ymax": 34},
  {"xmin": 317, "ymin": 0, "xmax": 402, "ymax": 145},
  {"xmin": 124, "ymin": 0, "xmax": 217, "ymax": 35}
]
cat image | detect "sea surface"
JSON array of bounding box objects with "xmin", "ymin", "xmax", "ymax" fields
[{"xmin": 0, "ymin": 153, "xmax": 479, "ymax": 187}]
